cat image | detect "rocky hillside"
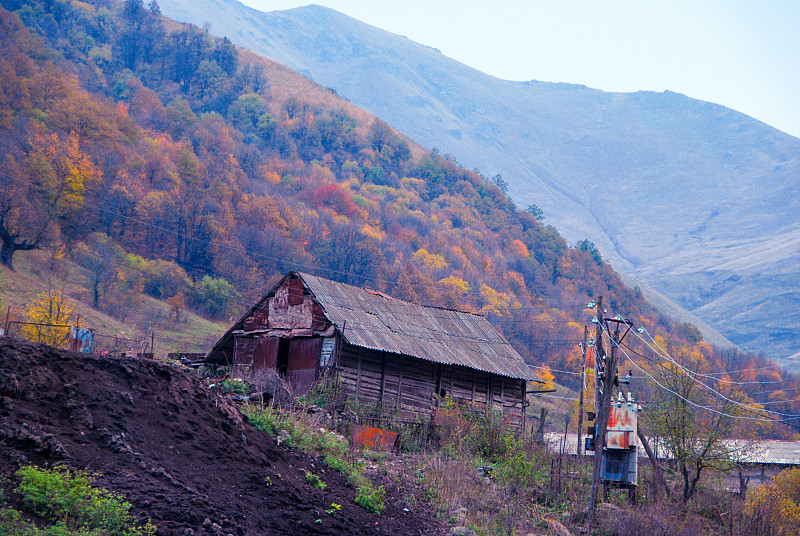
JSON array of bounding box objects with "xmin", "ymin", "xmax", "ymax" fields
[{"xmin": 156, "ymin": 1, "xmax": 800, "ymax": 366}]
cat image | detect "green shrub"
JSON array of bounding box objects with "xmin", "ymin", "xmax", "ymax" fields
[
  {"xmin": 244, "ymin": 404, "xmax": 384, "ymax": 515},
  {"xmin": 305, "ymin": 472, "xmax": 326, "ymax": 490},
  {"xmin": 190, "ymin": 275, "xmax": 239, "ymax": 319},
  {"xmin": 242, "ymin": 404, "xmax": 283, "ymax": 435},
  {"xmin": 324, "ymin": 454, "xmax": 348, "ymax": 474},
  {"xmin": 2, "ymin": 465, "xmax": 155, "ymax": 536},
  {"xmin": 216, "ymin": 379, "xmax": 252, "ymax": 395},
  {"xmin": 354, "ymin": 484, "xmax": 385, "ymax": 515},
  {"xmin": 323, "ymin": 454, "xmax": 385, "ymax": 515}
]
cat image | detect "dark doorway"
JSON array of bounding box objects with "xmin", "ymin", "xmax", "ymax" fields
[{"xmin": 277, "ymin": 338, "xmax": 290, "ymax": 377}]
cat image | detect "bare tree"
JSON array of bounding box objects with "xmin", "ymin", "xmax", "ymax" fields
[{"xmin": 644, "ymin": 342, "xmax": 756, "ymax": 502}]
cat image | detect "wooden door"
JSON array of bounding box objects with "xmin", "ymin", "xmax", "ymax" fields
[
  {"xmin": 286, "ymin": 337, "xmax": 322, "ymax": 391},
  {"xmin": 253, "ymin": 336, "xmax": 279, "ymax": 370}
]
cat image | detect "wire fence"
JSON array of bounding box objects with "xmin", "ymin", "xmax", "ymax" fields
[{"xmin": 4, "ymin": 319, "xmax": 154, "ymax": 358}]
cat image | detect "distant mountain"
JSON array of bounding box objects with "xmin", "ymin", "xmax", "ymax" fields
[{"xmin": 158, "ymin": 1, "xmax": 800, "ymax": 365}]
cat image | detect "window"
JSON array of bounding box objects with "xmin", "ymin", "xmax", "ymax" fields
[{"xmin": 320, "ymin": 337, "xmax": 336, "ymax": 367}]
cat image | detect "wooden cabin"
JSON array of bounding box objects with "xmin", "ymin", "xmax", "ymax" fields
[{"xmin": 206, "ymin": 271, "xmax": 539, "ymax": 427}]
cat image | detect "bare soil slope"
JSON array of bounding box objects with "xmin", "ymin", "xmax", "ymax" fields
[{"xmin": 0, "ymin": 337, "xmax": 444, "ymax": 536}]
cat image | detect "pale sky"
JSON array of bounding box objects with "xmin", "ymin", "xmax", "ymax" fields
[{"xmin": 239, "ymin": 0, "xmax": 800, "ymax": 139}]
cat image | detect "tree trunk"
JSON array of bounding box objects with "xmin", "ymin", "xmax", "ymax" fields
[
  {"xmin": 738, "ymin": 468, "xmax": 749, "ymax": 500},
  {"xmin": 0, "ymin": 243, "xmax": 13, "ymax": 270},
  {"xmin": 637, "ymin": 430, "xmax": 665, "ymax": 504},
  {"xmin": 92, "ymin": 274, "xmax": 100, "ymax": 309},
  {"xmin": 0, "ymin": 230, "xmax": 40, "ymax": 271},
  {"xmin": 682, "ymin": 460, "xmax": 703, "ymax": 502}
]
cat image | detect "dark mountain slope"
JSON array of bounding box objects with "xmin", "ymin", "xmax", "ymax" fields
[{"xmin": 157, "ymin": 1, "xmax": 800, "ymax": 365}]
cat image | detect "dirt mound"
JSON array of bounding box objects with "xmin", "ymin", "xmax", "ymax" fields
[{"xmin": 0, "ymin": 338, "xmax": 445, "ymax": 536}]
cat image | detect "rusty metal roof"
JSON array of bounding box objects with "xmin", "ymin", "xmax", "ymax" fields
[{"xmin": 297, "ymin": 272, "xmax": 538, "ymax": 381}]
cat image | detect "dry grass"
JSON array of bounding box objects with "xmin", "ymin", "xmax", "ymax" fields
[{"xmin": 0, "ymin": 248, "xmax": 225, "ymax": 356}]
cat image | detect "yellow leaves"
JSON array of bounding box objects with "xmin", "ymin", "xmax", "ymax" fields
[
  {"xmin": 63, "ymin": 133, "xmax": 100, "ymax": 209},
  {"xmin": 438, "ymin": 275, "xmax": 469, "ymax": 295},
  {"xmin": 479, "ymin": 284, "xmax": 511, "ymax": 317},
  {"xmin": 506, "ymin": 271, "xmax": 527, "ymax": 296},
  {"xmin": 536, "ymin": 365, "xmax": 555, "ymax": 390},
  {"xmin": 239, "ymin": 195, "xmax": 291, "ymax": 235},
  {"xmin": 21, "ymin": 287, "xmax": 74, "ymax": 348},
  {"xmin": 309, "ymin": 162, "xmax": 336, "ymax": 184},
  {"xmin": 449, "ymin": 246, "xmax": 468, "ymax": 270},
  {"xmin": 412, "ymin": 248, "xmax": 448, "ymax": 270},
  {"xmin": 400, "ymin": 177, "xmax": 425, "ymax": 193},
  {"xmin": 533, "ymin": 311, "xmax": 557, "ymax": 332},
  {"xmin": 769, "ymin": 390, "xmax": 789, "ymax": 402},
  {"xmin": 360, "ymin": 224, "xmax": 384, "ymax": 241},
  {"xmin": 29, "ymin": 131, "xmax": 102, "ymax": 214}
]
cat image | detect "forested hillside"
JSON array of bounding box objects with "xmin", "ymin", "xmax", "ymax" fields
[
  {"xmin": 1, "ymin": 0, "xmax": 798, "ymax": 436},
  {"xmin": 156, "ymin": 1, "xmax": 800, "ymax": 363}
]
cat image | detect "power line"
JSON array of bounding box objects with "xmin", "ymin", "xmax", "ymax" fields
[
  {"xmin": 602, "ymin": 322, "xmax": 800, "ymax": 429},
  {"xmin": 611, "ymin": 319, "xmax": 800, "ymax": 418},
  {"xmin": 634, "ymin": 324, "xmax": 791, "ymax": 383}
]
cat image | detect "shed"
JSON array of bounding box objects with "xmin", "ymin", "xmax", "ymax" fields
[{"xmin": 206, "ymin": 271, "xmax": 540, "ymax": 427}]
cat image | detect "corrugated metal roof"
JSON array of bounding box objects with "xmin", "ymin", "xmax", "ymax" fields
[
  {"xmin": 730, "ymin": 440, "xmax": 800, "ymax": 465},
  {"xmin": 298, "ymin": 272, "xmax": 538, "ymax": 381},
  {"xmin": 546, "ymin": 433, "xmax": 800, "ymax": 466}
]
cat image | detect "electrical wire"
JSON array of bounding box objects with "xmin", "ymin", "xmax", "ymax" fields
[
  {"xmin": 598, "ymin": 320, "xmax": 800, "ymax": 429},
  {"xmin": 634, "ymin": 324, "xmax": 791, "ymax": 384},
  {"xmin": 610, "ymin": 318, "xmax": 800, "ymax": 418}
]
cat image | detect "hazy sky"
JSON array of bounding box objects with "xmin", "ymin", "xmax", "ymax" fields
[{"xmin": 239, "ymin": 0, "xmax": 800, "ymax": 139}]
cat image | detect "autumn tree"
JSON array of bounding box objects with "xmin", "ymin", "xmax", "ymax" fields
[
  {"xmin": 73, "ymin": 233, "xmax": 124, "ymax": 309},
  {"xmin": 313, "ymin": 225, "xmax": 385, "ymax": 287},
  {"xmin": 747, "ymin": 467, "xmax": 800, "ymax": 535},
  {"xmin": 0, "ymin": 132, "xmax": 101, "ymax": 269},
  {"xmin": 535, "ymin": 365, "xmax": 555, "ymax": 390},
  {"xmin": 21, "ymin": 285, "xmax": 74, "ymax": 348}
]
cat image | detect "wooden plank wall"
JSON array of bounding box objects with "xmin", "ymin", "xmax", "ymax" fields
[{"xmin": 337, "ymin": 342, "xmax": 525, "ymax": 426}]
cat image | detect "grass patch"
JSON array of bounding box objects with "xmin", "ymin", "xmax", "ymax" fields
[{"xmin": 242, "ymin": 403, "xmax": 385, "ymax": 514}]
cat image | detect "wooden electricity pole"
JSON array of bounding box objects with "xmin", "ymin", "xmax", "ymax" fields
[
  {"xmin": 592, "ymin": 298, "xmax": 604, "ymax": 429},
  {"xmin": 577, "ymin": 325, "xmax": 588, "ymax": 458},
  {"xmin": 589, "ymin": 297, "xmax": 620, "ymax": 525},
  {"xmin": 588, "ymin": 302, "xmax": 636, "ymax": 526}
]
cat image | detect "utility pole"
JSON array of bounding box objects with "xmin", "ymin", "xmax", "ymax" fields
[
  {"xmin": 589, "ymin": 301, "xmax": 636, "ymax": 526},
  {"xmin": 589, "ymin": 297, "xmax": 615, "ymax": 525},
  {"xmin": 593, "ymin": 298, "xmax": 604, "ymax": 426},
  {"xmin": 577, "ymin": 325, "xmax": 588, "ymax": 458}
]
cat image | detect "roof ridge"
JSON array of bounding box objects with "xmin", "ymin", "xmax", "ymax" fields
[{"xmin": 296, "ymin": 271, "xmax": 485, "ymax": 316}]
